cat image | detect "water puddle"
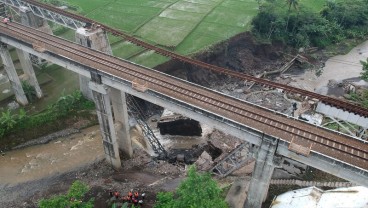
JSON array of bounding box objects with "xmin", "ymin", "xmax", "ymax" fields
[{"xmin": 0, "ymin": 126, "xmax": 104, "ymax": 185}]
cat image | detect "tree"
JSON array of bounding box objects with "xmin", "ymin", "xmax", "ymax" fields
[
  {"xmin": 39, "ymin": 180, "xmax": 94, "ymax": 208},
  {"xmin": 361, "ymin": 58, "xmax": 368, "ymax": 81},
  {"xmin": 154, "ymin": 166, "xmax": 228, "ymax": 208}
]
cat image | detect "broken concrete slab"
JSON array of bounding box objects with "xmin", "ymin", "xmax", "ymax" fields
[
  {"xmin": 195, "ymin": 151, "xmax": 213, "ymax": 171},
  {"xmin": 225, "ymin": 178, "xmax": 250, "ymax": 208}
]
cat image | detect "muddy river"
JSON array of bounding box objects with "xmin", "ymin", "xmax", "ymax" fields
[{"xmin": 0, "ymin": 126, "xmax": 104, "ymax": 185}]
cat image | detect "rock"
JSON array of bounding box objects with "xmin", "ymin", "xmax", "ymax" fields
[
  {"xmin": 327, "ymin": 79, "xmax": 339, "ymax": 88},
  {"xmin": 176, "ymin": 154, "xmax": 185, "ymax": 162},
  {"xmin": 234, "ymin": 88, "xmax": 244, "ymax": 93},
  {"xmin": 7, "ymin": 101, "xmax": 19, "ymax": 110},
  {"xmin": 195, "ymin": 151, "xmax": 213, "ymax": 171}
]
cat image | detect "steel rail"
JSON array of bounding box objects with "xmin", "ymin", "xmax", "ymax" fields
[
  {"xmin": 12, "ymin": 0, "xmax": 368, "ymax": 118},
  {"xmin": 1, "ymin": 22, "xmax": 367, "ymax": 170}
]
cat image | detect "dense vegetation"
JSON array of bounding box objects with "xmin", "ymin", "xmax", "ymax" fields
[
  {"xmin": 0, "ymin": 91, "xmax": 94, "ymax": 139},
  {"xmin": 252, "ymin": 0, "xmax": 368, "ymax": 48},
  {"xmin": 38, "ymin": 180, "xmax": 94, "ymax": 208},
  {"xmin": 361, "ymin": 58, "xmax": 368, "ymax": 81},
  {"xmin": 154, "ymin": 166, "xmax": 228, "ymax": 208}
]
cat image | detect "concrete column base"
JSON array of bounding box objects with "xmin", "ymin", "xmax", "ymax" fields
[
  {"xmin": 89, "ymin": 82, "xmax": 122, "ymax": 170},
  {"xmin": 0, "ymin": 44, "xmax": 28, "ymax": 105},
  {"xmin": 16, "ymin": 48, "xmax": 43, "ymax": 98},
  {"xmin": 244, "ymin": 137, "xmax": 280, "ymax": 208}
]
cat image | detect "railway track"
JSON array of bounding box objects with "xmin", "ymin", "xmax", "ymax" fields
[
  {"xmin": 1, "ymin": 22, "xmax": 367, "ymax": 170},
  {"xmin": 12, "ymin": 0, "xmax": 368, "ymax": 118}
]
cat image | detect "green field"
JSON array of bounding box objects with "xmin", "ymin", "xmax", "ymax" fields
[
  {"xmin": 60, "ymin": 0, "xmax": 258, "ymax": 67},
  {"xmin": 60, "ymin": 0, "xmax": 331, "ymax": 67}
]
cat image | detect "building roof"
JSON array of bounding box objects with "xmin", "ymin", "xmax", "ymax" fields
[{"xmin": 270, "ymin": 186, "xmax": 368, "ymax": 208}]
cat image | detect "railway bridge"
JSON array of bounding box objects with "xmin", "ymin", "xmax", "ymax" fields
[
  {"xmin": 0, "ymin": 0, "xmax": 368, "ymax": 207},
  {"xmin": 1, "ymin": 21, "xmax": 367, "ymax": 207}
]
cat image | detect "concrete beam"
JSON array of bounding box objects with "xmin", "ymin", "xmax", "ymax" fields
[
  {"xmin": 276, "ymin": 140, "xmax": 368, "ymax": 187},
  {"xmin": 0, "ymin": 43, "xmax": 28, "ymax": 105},
  {"xmin": 317, "ymin": 102, "xmax": 368, "ymax": 129},
  {"xmin": 102, "ymin": 76, "xmax": 264, "ymax": 146},
  {"xmin": 16, "ymin": 48, "xmax": 42, "ymax": 98}
]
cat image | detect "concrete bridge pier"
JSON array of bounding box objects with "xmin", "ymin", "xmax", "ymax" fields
[
  {"xmin": 16, "ymin": 48, "xmax": 43, "ymax": 98},
  {"xmin": 244, "ymin": 137, "xmax": 280, "ymax": 208},
  {"xmin": 0, "ymin": 43, "xmax": 28, "ymax": 105},
  {"xmin": 89, "ymin": 74, "xmax": 122, "ymax": 170},
  {"xmin": 19, "ymin": 6, "xmax": 52, "ymax": 65},
  {"xmin": 110, "ymin": 88, "xmax": 133, "ymax": 158},
  {"xmin": 20, "ymin": 6, "xmax": 53, "ymax": 33},
  {"xmin": 74, "ymin": 27, "xmax": 132, "ymax": 159},
  {"xmin": 75, "ymin": 27, "xmax": 112, "ymax": 100}
]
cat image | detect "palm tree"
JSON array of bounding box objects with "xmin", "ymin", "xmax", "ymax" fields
[
  {"xmin": 286, "ymin": 0, "xmax": 298, "ymax": 11},
  {"xmin": 285, "ymin": 0, "xmax": 299, "ymax": 32}
]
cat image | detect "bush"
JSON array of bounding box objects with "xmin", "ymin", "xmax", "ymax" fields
[
  {"xmin": 0, "ymin": 91, "xmax": 94, "ymax": 139},
  {"xmin": 361, "ymin": 58, "xmax": 368, "ymax": 81},
  {"xmin": 154, "ymin": 166, "xmax": 228, "ymax": 208},
  {"xmin": 39, "ymin": 180, "xmax": 94, "ymax": 208}
]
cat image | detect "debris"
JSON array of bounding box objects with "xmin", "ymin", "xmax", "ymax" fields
[{"xmin": 195, "ymin": 151, "xmax": 213, "ymax": 171}]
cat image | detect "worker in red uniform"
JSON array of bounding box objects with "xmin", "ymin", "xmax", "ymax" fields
[
  {"xmin": 121, "ymin": 195, "xmax": 128, "ymax": 203},
  {"xmin": 128, "ymin": 190, "xmax": 133, "ymax": 198},
  {"xmin": 3, "ymin": 17, "xmax": 9, "ymax": 24},
  {"xmin": 132, "ymin": 197, "xmax": 138, "ymax": 206},
  {"xmin": 113, "ymin": 191, "xmax": 119, "ymax": 199},
  {"xmin": 125, "ymin": 195, "xmax": 130, "ymax": 203},
  {"xmin": 134, "ymin": 191, "xmax": 139, "ymax": 199}
]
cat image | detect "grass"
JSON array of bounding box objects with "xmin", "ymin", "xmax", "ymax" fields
[
  {"xmin": 112, "ymin": 41, "xmax": 146, "ymax": 58},
  {"xmin": 136, "ymin": 17, "xmax": 197, "ymax": 47},
  {"xmin": 129, "ymin": 50, "xmax": 170, "ymax": 68},
  {"xmin": 60, "ymin": 0, "xmax": 259, "ymax": 67}
]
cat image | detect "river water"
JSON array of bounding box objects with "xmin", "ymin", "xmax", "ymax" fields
[
  {"xmin": 291, "ymin": 40, "xmax": 368, "ymax": 92},
  {"xmin": 0, "ymin": 126, "xmax": 104, "ymax": 186}
]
